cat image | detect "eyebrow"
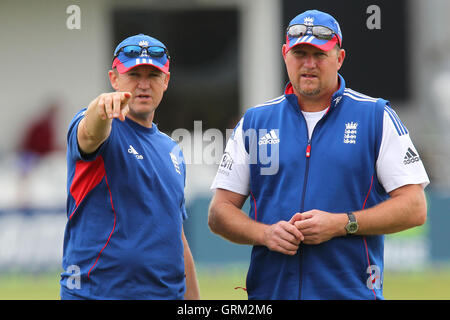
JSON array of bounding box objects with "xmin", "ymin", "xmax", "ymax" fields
[
  {"xmin": 292, "ymin": 48, "xmax": 327, "ymax": 54},
  {"xmin": 126, "ymin": 70, "xmax": 164, "ymax": 77}
]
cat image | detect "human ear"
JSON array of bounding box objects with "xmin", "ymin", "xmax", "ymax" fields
[
  {"xmin": 108, "ymin": 69, "xmax": 120, "ymax": 91},
  {"xmin": 337, "ymin": 48, "xmax": 346, "ymax": 70}
]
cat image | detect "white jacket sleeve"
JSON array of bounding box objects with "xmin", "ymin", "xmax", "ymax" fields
[
  {"xmin": 210, "ymin": 118, "xmax": 250, "ymax": 196},
  {"xmin": 376, "ymin": 108, "xmax": 430, "ymax": 193}
]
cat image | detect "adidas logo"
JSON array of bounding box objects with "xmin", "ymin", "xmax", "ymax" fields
[
  {"xmin": 128, "ymin": 145, "xmax": 144, "ymax": 160},
  {"xmin": 170, "ymin": 153, "xmax": 181, "ymax": 175},
  {"xmin": 258, "ymin": 130, "xmax": 280, "ymax": 145},
  {"xmin": 403, "ymin": 147, "xmax": 420, "ymax": 165}
]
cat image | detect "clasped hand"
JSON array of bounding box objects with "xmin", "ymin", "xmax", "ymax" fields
[{"xmin": 263, "ymin": 210, "xmax": 344, "ymax": 255}]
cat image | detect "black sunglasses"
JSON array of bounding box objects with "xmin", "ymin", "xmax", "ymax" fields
[
  {"xmin": 287, "ymin": 24, "xmax": 340, "ymax": 46},
  {"xmin": 113, "ymin": 45, "xmax": 170, "ymax": 60}
]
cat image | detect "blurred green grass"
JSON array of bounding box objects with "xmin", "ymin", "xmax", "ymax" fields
[{"xmin": 1, "ymin": 266, "xmax": 449, "ymax": 300}]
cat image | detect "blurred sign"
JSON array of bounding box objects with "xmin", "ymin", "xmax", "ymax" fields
[
  {"xmin": 0, "ymin": 211, "xmax": 65, "ymax": 271},
  {"xmin": 384, "ymin": 227, "xmax": 430, "ymax": 271},
  {"xmin": 0, "ymin": 192, "xmax": 447, "ymax": 273}
]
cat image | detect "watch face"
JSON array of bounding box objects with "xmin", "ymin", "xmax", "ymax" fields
[{"xmin": 346, "ymin": 222, "xmax": 358, "ymax": 234}]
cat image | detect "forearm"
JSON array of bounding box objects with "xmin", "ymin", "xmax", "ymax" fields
[
  {"xmin": 77, "ymin": 92, "xmax": 131, "ymax": 154},
  {"xmin": 208, "ymin": 201, "xmax": 267, "ymax": 246},
  {"xmin": 209, "ymin": 189, "xmax": 304, "ymax": 255},
  {"xmin": 353, "ymin": 184, "xmax": 427, "ymax": 235},
  {"xmin": 182, "ymin": 231, "xmax": 200, "ymax": 300},
  {"xmin": 77, "ymin": 102, "xmax": 112, "ymax": 154},
  {"xmin": 294, "ymin": 185, "xmax": 427, "ymax": 244}
]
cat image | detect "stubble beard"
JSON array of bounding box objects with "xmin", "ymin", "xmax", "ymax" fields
[
  {"xmin": 127, "ymin": 101, "xmax": 157, "ymax": 122},
  {"xmin": 295, "ymin": 82, "xmax": 321, "ymax": 97},
  {"xmin": 299, "ymin": 87, "xmax": 321, "ymax": 96},
  {"xmin": 294, "ymin": 75, "xmax": 322, "ymax": 97}
]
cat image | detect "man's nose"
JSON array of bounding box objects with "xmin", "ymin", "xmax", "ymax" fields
[
  {"xmin": 138, "ymin": 78, "xmax": 151, "ymax": 89},
  {"xmin": 303, "ymin": 54, "xmax": 317, "ymax": 68}
]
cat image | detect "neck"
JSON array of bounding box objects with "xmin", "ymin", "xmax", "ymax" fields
[
  {"xmin": 126, "ymin": 111, "xmax": 154, "ymax": 128},
  {"xmin": 298, "ymin": 98, "xmax": 331, "ymax": 112},
  {"xmin": 296, "ymin": 90, "xmax": 333, "ymax": 112},
  {"xmin": 296, "ymin": 80, "xmax": 340, "ymax": 112}
]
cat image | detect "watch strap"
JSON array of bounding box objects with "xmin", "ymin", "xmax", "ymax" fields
[
  {"xmin": 347, "ymin": 212, "xmax": 356, "ymax": 223},
  {"xmin": 345, "ymin": 212, "xmax": 358, "ymax": 235}
]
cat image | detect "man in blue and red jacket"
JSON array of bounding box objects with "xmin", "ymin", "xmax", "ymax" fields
[
  {"xmin": 209, "ymin": 10, "xmax": 429, "ymax": 299},
  {"xmin": 61, "ymin": 34, "xmax": 199, "ymax": 300}
]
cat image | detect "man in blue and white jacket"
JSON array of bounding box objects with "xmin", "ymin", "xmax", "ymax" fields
[{"xmin": 208, "ymin": 10, "xmax": 429, "ymax": 299}]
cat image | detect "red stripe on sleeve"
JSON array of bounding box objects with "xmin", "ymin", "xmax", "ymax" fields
[{"xmin": 69, "ymin": 156, "xmax": 106, "ymax": 219}]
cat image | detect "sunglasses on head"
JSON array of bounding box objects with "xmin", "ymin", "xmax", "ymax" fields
[
  {"xmin": 287, "ymin": 24, "xmax": 340, "ymax": 46},
  {"xmin": 114, "ymin": 45, "xmax": 170, "ymax": 60}
]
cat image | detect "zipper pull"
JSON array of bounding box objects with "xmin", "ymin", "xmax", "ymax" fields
[{"xmin": 306, "ymin": 142, "xmax": 311, "ymax": 158}]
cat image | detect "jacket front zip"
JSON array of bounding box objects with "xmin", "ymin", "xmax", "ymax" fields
[{"xmin": 297, "ymin": 106, "xmax": 331, "ymax": 300}]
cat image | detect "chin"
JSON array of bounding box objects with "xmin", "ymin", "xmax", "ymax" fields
[
  {"xmin": 299, "ymin": 87, "xmax": 321, "ymax": 96},
  {"xmin": 131, "ymin": 101, "xmax": 156, "ymax": 112},
  {"xmin": 129, "ymin": 105, "xmax": 156, "ymax": 119}
]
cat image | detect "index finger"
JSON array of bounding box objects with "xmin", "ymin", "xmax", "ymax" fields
[
  {"xmin": 294, "ymin": 219, "xmax": 313, "ymax": 231},
  {"xmin": 289, "ymin": 212, "xmax": 304, "ymax": 224},
  {"xmin": 121, "ymin": 92, "xmax": 132, "ymax": 104}
]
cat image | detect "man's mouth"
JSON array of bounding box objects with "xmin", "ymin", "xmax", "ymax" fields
[
  {"xmin": 301, "ymin": 73, "xmax": 318, "ymax": 79},
  {"xmin": 135, "ymin": 94, "xmax": 151, "ymax": 100}
]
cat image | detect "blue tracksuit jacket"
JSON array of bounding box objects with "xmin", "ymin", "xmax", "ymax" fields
[{"xmin": 242, "ymin": 74, "xmax": 389, "ymax": 299}]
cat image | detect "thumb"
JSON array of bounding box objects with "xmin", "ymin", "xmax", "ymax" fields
[
  {"xmin": 289, "ymin": 212, "xmax": 304, "ymax": 225},
  {"xmin": 119, "ymin": 104, "xmax": 129, "ymax": 121}
]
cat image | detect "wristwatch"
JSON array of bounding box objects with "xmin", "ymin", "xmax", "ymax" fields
[{"xmin": 345, "ymin": 212, "xmax": 359, "ymax": 235}]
